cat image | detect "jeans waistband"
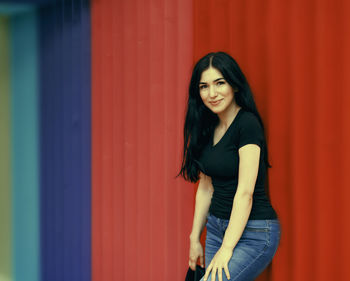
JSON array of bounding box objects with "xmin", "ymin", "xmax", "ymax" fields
[{"xmin": 207, "ymin": 213, "xmax": 280, "ymax": 231}]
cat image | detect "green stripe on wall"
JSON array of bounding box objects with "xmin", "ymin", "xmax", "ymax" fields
[
  {"xmin": 10, "ymin": 11, "xmax": 39, "ymax": 281},
  {"xmin": 0, "ymin": 16, "xmax": 13, "ymax": 281}
]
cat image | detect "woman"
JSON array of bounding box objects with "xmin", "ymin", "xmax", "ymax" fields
[{"xmin": 179, "ymin": 52, "xmax": 281, "ymax": 281}]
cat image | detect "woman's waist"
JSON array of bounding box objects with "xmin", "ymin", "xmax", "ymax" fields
[{"xmin": 207, "ymin": 212, "xmax": 280, "ymax": 231}]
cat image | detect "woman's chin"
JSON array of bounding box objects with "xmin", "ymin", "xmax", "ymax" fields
[{"xmin": 209, "ymin": 106, "xmax": 225, "ymax": 114}]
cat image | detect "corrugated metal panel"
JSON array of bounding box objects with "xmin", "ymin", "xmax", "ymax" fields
[
  {"xmin": 194, "ymin": 0, "xmax": 350, "ymax": 281},
  {"xmin": 10, "ymin": 11, "xmax": 40, "ymax": 281},
  {"xmin": 0, "ymin": 16, "xmax": 13, "ymax": 281},
  {"xmin": 39, "ymin": 1, "xmax": 91, "ymax": 280},
  {"xmin": 91, "ymin": 0, "xmax": 194, "ymax": 280}
]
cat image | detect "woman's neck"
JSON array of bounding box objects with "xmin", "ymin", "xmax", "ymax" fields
[{"xmin": 217, "ymin": 103, "xmax": 241, "ymax": 129}]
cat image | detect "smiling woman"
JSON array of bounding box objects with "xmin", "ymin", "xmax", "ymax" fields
[
  {"xmin": 179, "ymin": 52, "xmax": 280, "ymax": 281},
  {"xmin": 199, "ymin": 67, "xmax": 236, "ymax": 117}
]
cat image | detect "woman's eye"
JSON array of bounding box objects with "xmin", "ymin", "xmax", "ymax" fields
[
  {"xmin": 217, "ymin": 81, "xmax": 225, "ymax": 86},
  {"xmin": 199, "ymin": 85, "xmax": 207, "ymax": 90}
]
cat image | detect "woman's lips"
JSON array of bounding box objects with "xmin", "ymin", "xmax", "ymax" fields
[{"xmin": 209, "ymin": 99, "xmax": 223, "ymax": 106}]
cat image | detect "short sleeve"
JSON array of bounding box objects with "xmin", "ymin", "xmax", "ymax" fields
[
  {"xmin": 193, "ymin": 159, "xmax": 206, "ymax": 174},
  {"xmin": 237, "ymin": 113, "xmax": 264, "ymax": 149}
]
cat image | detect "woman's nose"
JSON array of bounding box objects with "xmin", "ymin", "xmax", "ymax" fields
[{"xmin": 209, "ymin": 85, "xmax": 217, "ymax": 98}]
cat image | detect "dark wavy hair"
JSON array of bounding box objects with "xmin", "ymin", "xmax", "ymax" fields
[{"xmin": 178, "ymin": 51, "xmax": 271, "ymax": 183}]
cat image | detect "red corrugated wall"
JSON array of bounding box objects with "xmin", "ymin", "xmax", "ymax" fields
[
  {"xmin": 92, "ymin": 0, "xmax": 350, "ymax": 280},
  {"xmin": 91, "ymin": 0, "xmax": 194, "ymax": 280},
  {"xmin": 193, "ymin": 0, "xmax": 350, "ymax": 281}
]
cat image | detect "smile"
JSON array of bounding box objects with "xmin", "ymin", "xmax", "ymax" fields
[{"xmin": 209, "ymin": 99, "xmax": 223, "ymax": 106}]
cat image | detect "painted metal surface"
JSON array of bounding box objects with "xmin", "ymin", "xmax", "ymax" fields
[
  {"xmin": 194, "ymin": 0, "xmax": 350, "ymax": 280},
  {"xmin": 10, "ymin": 11, "xmax": 39, "ymax": 281},
  {"xmin": 39, "ymin": 1, "xmax": 91, "ymax": 280},
  {"xmin": 91, "ymin": 0, "xmax": 194, "ymax": 280},
  {"xmin": 0, "ymin": 16, "xmax": 13, "ymax": 281}
]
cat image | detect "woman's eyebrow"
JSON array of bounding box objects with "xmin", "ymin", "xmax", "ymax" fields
[{"xmin": 199, "ymin": 78, "xmax": 225, "ymax": 84}]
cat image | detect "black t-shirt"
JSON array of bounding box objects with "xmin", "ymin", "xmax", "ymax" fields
[{"xmin": 195, "ymin": 108, "xmax": 277, "ymax": 220}]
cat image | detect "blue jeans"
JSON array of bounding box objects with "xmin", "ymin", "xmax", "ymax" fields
[{"xmin": 200, "ymin": 213, "xmax": 281, "ymax": 281}]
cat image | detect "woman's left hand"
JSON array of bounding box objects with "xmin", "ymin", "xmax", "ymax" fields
[{"xmin": 203, "ymin": 245, "xmax": 233, "ymax": 281}]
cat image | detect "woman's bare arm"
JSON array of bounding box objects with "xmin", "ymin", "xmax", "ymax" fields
[
  {"xmin": 188, "ymin": 172, "xmax": 214, "ymax": 270},
  {"xmin": 189, "ymin": 172, "xmax": 214, "ymax": 242},
  {"xmin": 222, "ymin": 144, "xmax": 260, "ymax": 250}
]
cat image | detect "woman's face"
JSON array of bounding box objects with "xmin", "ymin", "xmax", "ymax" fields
[{"xmin": 199, "ymin": 67, "xmax": 236, "ymax": 115}]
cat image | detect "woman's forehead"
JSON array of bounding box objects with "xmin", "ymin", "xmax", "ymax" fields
[{"xmin": 200, "ymin": 67, "xmax": 223, "ymax": 83}]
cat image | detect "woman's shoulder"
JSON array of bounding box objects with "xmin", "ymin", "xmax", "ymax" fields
[
  {"xmin": 238, "ymin": 109, "xmax": 262, "ymax": 128},
  {"xmin": 233, "ymin": 109, "xmax": 265, "ymax": 149}
]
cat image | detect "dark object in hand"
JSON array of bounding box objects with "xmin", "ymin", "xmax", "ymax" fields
[{"xmin": 185, "ymin": 264, "xmax": 205, "ymax": 281}]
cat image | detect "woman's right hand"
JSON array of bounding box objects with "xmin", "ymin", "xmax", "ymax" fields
[{"xmin": 189, "ymin": 240, "xmax": 205, "ymax": 270}]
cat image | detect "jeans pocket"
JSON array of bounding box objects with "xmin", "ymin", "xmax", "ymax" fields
[
  {"xmin": 244, "ymin": 220, "xmax": 270, "ymax": 232},
  {"xmin": 239, "ymin": 229, "xmax": 270, "ymax": 254},
  {"xmin": 245, "ymin": 226, "xmax": 269, "ymax": 232}
]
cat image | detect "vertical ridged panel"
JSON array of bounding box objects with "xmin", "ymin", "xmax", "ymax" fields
[
  {"xmin": 313, "ymin": 1, "xmax": 344, "ymax": 280},
  {"xmin": 0, "ymin": 16, "xmax": 12, "ymax": 281},
  {"xmin": 91, "ymin": 0, "xmax": 194, "ymax": 280},
  {"xmin": 265, "ymin": 1, "xmax": 295, "ymax": 280},
  {"xmin": 339, "ymin": 1, "xmax": 350, "ymax": 279},
  {"xmin": 39, "ymin": 1, "xmax": 91, "ymax": 280},
  {"xmin": 194, "ymin": 0, "xmax": 350, "ymax": 280},
  {"xmin": 10, "ymin": 10, "xmax": 39, "ymax": 281}
]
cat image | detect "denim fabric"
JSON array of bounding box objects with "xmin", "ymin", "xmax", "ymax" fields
[{"xmin": 200, "ymin": 213, "xmax": 281, "ymax": 281}]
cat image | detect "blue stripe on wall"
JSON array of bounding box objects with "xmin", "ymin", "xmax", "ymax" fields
[
  {"xmin": 10, "ymin": 10, "xmax": 40, "ymax": 281},
  {"xmin": 39, "ymin": 1, "xmax": 91, "ymax": 280}
]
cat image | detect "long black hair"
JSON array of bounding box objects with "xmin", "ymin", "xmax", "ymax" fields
[{"xmin": 178, "ymin": 51, "xmax": 271, "ymax": 183}]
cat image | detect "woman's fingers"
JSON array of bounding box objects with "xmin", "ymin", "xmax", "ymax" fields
[
  {"xmin": 189, "ymin": 253, "xmax": 198, "ymax": 271},
  {"xmin": 189, "ymin": 257, "xmax": 196, "ymax": 271},
  {"xmin": 223, "ymin": 264, "xmax": 230, "ymax": 280},
  {"xmin": 199, "ymin": 255, "xmax": 204, "ymax": 268},
  {"xmin": 204, "ymin": 264, "xmax": 230, "ymax": 281},
  {"xmin": 211, "ymin": 267, "xmax": 217, "ymax": 281},
  {"xmin": 203, "ymin": 263, "xmax": 213, "ymax": 281},
  {"xmin": 189, "ymin": 241, "xmax": 204, "ymax": 270},
  {"xmin": 217, "ymin": 267, "xmax": 223, "ymax": 281}
]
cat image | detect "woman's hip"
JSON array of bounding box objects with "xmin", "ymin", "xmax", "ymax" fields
[{"xmin": 204, "ymin": 214, "xmax": 281, "ymax": 280}]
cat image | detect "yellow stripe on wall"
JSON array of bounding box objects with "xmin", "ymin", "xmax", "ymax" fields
[{"xmin": 0, "ymin": 16, "xmax": 13, "ymax": 281}]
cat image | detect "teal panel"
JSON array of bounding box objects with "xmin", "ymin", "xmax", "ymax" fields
[
  {"xmin": 0, "ymin": 4, "xmax": 35, "ymax": 16},
  {"xmin": 10, "ymin": 10, "xmax": 40, "ymax": 281},
  {"xmin": 0, "ymin": 16, "xmax": 13, "ymax": 281}
]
